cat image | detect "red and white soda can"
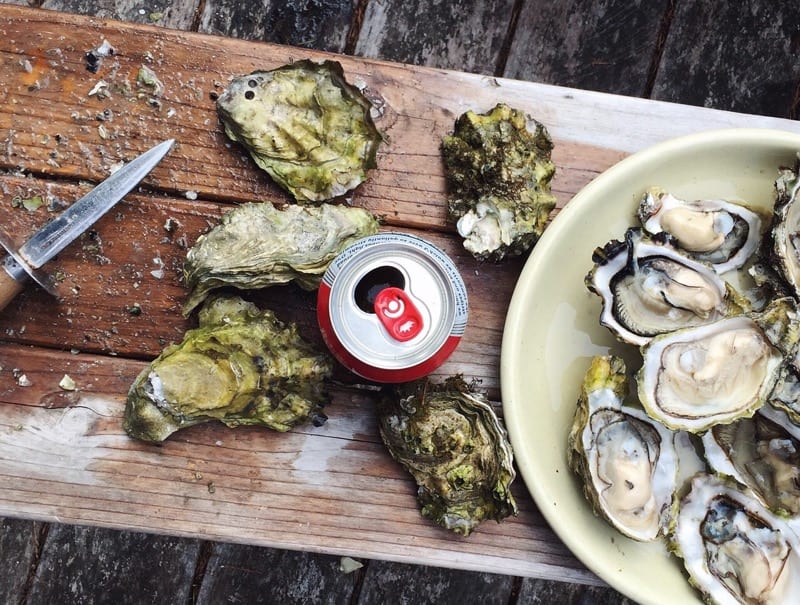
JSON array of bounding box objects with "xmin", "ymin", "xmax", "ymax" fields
[{"xmin": 317, "ymin": 232, "xmax": 468, "ymax": 383}]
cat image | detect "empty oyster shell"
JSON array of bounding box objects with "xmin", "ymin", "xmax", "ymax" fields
[
  {"xmin": 703, "ymin": 408, "xmax": 800, "ymax": 517},
  {"xmin": 183, "ymin": 202, "xmax": 379, "ymax": 315},
  {"xmin": 377, "ymin": 377, "xmax": 517, "ymax": 536},
  {"xmin": 217, "ymin": 60, "xmax": 383, "ymax": 203},
  {"xmin": 441, "ymin": 103, "xmax": 556, "ymax": 261},
  {"xmin": 638, "ymin": 188, "xmax": 762, "ymax": 274},
  {"xmin": 568, "ymin": 355, "xmax": 678, "ymax": 541},
  {"xmin": 670, "ymin": 473, "xmax": 800, "ymax": 605},
  {"xmin": 124, "ymin": 296, "xmax": 332, "ymax": 443},
  {"xmin": 586, "ymin": 228, "xmax": 749, "ymax": 347},
  {"xmin": 636, "ymin": 297, "xmax": 800, "ymax": 433}
]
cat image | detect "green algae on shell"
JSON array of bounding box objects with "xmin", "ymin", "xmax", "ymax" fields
[
  {"xmin": 442, "ymin": 103, "xmax": 557, "ymax": 261},
  {"xmin": 377, "ymin": 377, "xmax": 517, "ymax": 536},
  {"xmin": 124, "ymin": 296, "xmax": 332, "ymax": 443},
  {"xmin": 216, "ymin": 60, "xmax": 383, "ymax": 203},
  {"xmin": 182, "ymin": 201, "xmax": 380, "ymax": 316}
]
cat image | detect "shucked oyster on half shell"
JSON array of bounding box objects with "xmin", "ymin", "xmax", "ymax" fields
[
  {"xmin": 441, "ymin": 103, "xmax": 557, "ymax": 261},
  {"xmin": 182, "ymin": 202, "xmax": 379, "ymax": 315},
  {"xmin": 217, "ymin": 60, "xmax": 383, "ymax": 203},
  {"xmin": 377, "ymin": 377, "xmax": 517, "ymax": 536},
  {"xmin": 768, "ymin": 154, "xmax": 800, "ymax": 297},
  {"xmin": 670, "ymin": 473, "xmax": 800, "ymax": 605},
  {"xmin": 637, "ymin": 297, "xmax": 800, "ymax": 433},
  {"xmin": 702, "ymin": 406, "xmax": 800, "ymax": 517},
  {"xmin": 638, "ymin": 187, "xmax": 763, "ymax": 274},
  {"xmin": 124, "ymin": 296, "xmax": 332, "ymax": 443},
  {"xmin": 586, "ymin": 228, "xmax": 749, "ymax": 347},
  {"xmin": 568, "ymin": 355, "xmax": 679, "ymax": 541}
]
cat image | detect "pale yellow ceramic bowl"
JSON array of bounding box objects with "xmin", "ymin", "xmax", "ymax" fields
[{"xmin": 501, "ymin": 128, "xmax": 800, "ymax": 605}]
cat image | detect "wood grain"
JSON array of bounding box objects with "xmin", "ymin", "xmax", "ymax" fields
[
  {"xmin": 504, "ymin": 0, "xmax": 669, "ymax": 97},
  {"xmin": 0, "ymin": 517, "xmax": 40, "ymax": 604},
  {"xmin": 0, "ymin": 5, "xmax": 799, "ymax": 590},
  {"xmin": 652, "ymin": 0, "xmax": 800, "ymax": 118}
]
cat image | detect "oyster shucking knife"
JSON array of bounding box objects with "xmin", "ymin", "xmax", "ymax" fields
[{"xmin": 0, "ymin": 139, "xmax": 174, "ymax": 312}]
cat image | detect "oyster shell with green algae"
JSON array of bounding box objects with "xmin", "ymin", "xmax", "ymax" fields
[
  {"xmin": 182, "ymin": 202, "xmax": 380, "ymax": 316},
  {"xmin": 377, "ymin": 377, "xmax": 518, "ymax": 536},
  {"xmin": 441, "ymin": 103, "xmax": 557, "ymax": 261},
  {"xmin": 124, "ymin": 296, "xmax": 333, "ymax": 443},
  {"xmin": 216, "ymin": 59, "xmax": 383, "ymax": 203}
]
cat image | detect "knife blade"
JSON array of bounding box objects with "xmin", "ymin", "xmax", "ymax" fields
[{"xmin": 0, "ymin": 139, "xmax": 174, "ymax": 311}]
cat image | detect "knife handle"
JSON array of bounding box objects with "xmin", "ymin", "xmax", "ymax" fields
[{"xmin": 0, "ymin": 263, "xmax": 25, "ymax": 311}]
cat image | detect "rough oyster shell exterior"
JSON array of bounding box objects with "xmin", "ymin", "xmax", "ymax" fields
[
  {"xmin": 183, "ymin": 202, "xmax": 379, "ymax": 315},
  {"xmin": 217, "ymin": 60, "xmax": 383, "ymax": 203},
  {"xmin": 124, "ymin": 296, "xmax": 332, "ymax": 443},
  {"xmin": 377, "ymin": 377, "xmax": 517, "ymax": 536},
  {"xmin": 441, "ymin": 103, "xmax": 556, "ymax": 261}
]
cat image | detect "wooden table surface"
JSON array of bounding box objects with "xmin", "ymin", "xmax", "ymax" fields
[{"xmin": 0, "ymin": 3, "xmax": 799, "ymax": 604}]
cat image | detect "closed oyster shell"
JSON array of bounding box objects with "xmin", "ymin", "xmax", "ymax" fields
[
  {"xmin": 183, "ymin": 202, "xmax": 379, "ymax": 315},
  {"xmin": 217, "ymin": 60, "xmax": 383, "ymax": 203},
  {"xmin": 769, "ymin": 154, "xmax": 800, "ymax": 297},
  {"xmin": 441, "ymin": 103, "xmax": 556, "ymax": 261},
  {"xmin": 124, "ymin": 296, "xmax": 332, "ymax": 443},
  {"xmin": 377, "ymin": 377, "xmax": 517, "ymax": 536},
  {"xmin": 567, "ymin": 355, "xmax": 679, "ymax": 541}
]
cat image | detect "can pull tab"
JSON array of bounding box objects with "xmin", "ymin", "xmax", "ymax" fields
[{"xmin": 373, "ymin": 287, "xmax": 423, "ymax": 342}]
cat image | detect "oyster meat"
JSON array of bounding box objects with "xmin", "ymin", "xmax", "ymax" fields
[
  {"xmin": 586, "ymin": 228, "xmax": 748, "ymax": 347},
  {"xmin": 703, "ymin": 408, "xmax": 800, "ymax": 517},
  {"xmin": 217, "ymin": 60, "xmax": 383, "ymax": 203},
  {"xmin": 441, "ymin": 103, "xmax": 556, "ymax": 261},
  {"xmin": 670, "ymin": 473, "xmax": 800, "ymax": 605},
  {"xmin": 568, "ymin": 355, "xmax": 678, "ymax": 541},
  {"xmin": 769, "ymin": 155, "xmax": 800, "ymax": 297},
  {"xmin": 183, "ymin": 202, "xmax": 379, "ymax": 315},
  {"xmin": 377, "ymin": 377, "xmax": 517, "ymax": 536},
  {"xmin": 636, "ymin": 298, "xmax": 800, "ymax": 433},
  {"xmin": 638, "ymin": 188, "xmax": 762, "ymax": 274},
  {"xmin": 124, "ymin": 296, "xmax": 332, "ymax": 443}
]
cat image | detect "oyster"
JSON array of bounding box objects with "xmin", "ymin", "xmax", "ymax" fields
[
  {"xmin": 636, "ymin": 297, "xmax": 800, "ymax": 433},
  {"xmin": 377, "ymin": 377, "xmax": 517, "ymax": 536},
  {"xmin": 183, "ymin": 202, "xmax": 379, "ymax": 315},
  {"xmin": 568, "ymin": 355, "xmax": 678, "ymax": 541},
  {"xmin": 124, "ymin": 296, "xmax": 332, "ymax": 443},
  {"xmin": 441, "ymin": 103, "xmax": 556, "ymax": 261},
  {"xmin": 216, "ymin": 60, "xmax": 383, "ymax": 203},
  {"xmin": 586, "ymin": 228, "xmax": 749, "ymax": 347},
  {"xmin": 769, "ymin": 155, "xmax": 800, "ymax": 297},
  {"xmin": 638, "ymin": 188, "xmax": 762, "ymax": 274},
  {"xmin": 670, "ymin": 473, "xmax": 800, "ymax": 605},
  {"xmin": 703, "ymin": 409, "xmax": 800, "ymax": 517}
]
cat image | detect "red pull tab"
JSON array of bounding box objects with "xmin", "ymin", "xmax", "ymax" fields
[{"xmin": 373, "ymin": 287, "xmax": 424, "ymax": 342}]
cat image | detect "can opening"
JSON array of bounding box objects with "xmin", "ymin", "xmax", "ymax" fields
[{"xmin": 354, "ymin": 266, "xmax": 405, "ymax": 313}]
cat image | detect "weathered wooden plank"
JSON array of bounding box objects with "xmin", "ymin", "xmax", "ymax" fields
[
  {"xmin": 517, "ymin": 577, "xmax": 636, "ymax": 604},
  {"xmin": 197, "ymin": 0, "xmax": 356, "ymax": 53},
  {"xmin": 0, "ymin": 341, "xmax": 595, "ymax": 584},
  {"xmin": 39, "ymin": 0, "xmax": 201, "ymax": 30},
  {"xmin": 652, "ymin": 0, "xmax": 800, "ymax": 118},
  {"xmin": 0, "ymin": 517, "xmax": 41, "ymax": 604},
  {"xmin": 354, "ymin": 0, "xmax": 516, "ymax": 75},
  {"xmin": 357, "ymin": 559, "xmax": 515, "ymax": 605},
  {"xmin": 504, "ymin": 0, "xmax": 669, "ymax": 97},
  {"xmin": 196, "ymin": 543, "xmax": 358, "ymax": 604},
  {"xmin": 25, "ymin": 524, "xmax": 201, "ymax": 604}
]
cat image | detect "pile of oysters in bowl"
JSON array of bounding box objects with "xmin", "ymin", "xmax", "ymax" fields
[{"xmin": 570, "ymin": 156, "xmax": 800, "ymax": 604}]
